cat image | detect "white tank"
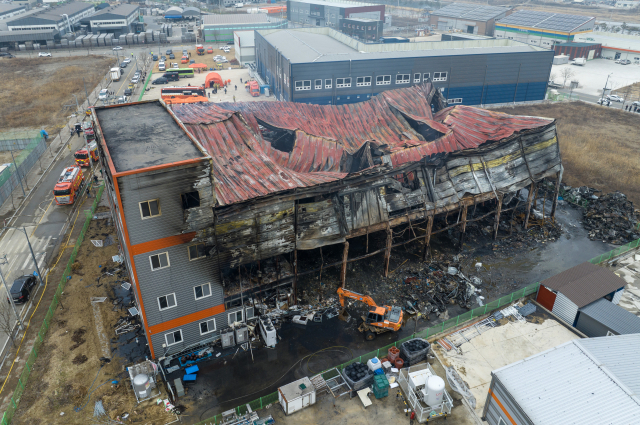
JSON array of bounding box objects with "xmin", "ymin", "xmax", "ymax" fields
[
  {"xmin": 367, "ymin": 357, "xmax": 381, "ymax": 372},
  {"xmin": 425, "ymin": 375, "xmax": 445, "ymax": 406},
  {"xmin": 133, "ymin": 374, "xmax": 151, "ymax": 398}
]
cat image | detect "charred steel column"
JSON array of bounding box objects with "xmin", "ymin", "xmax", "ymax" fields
[
  {"xmin": 383, "ymin": 225, "xmax": 392, "ymax": 277},
  {"xmin": 340, "ymin": 241, "xmax": 349, "ymax": 288},
  {"xmin": 458, "ymin": 203, "xmax": 468, "ymax": 248},
  {"xmin": 493, "ymin": 194, "xmax": 503, "ymax": 240},
  {"xmin": 422, "ymin": 214, "xmax": 434, "ymax": 261},
  {"xmin": 293, "ymin": 200, "xmax": 299, "ymax": 305},
  {"xmin": 551, "ymin": 171, "xmax": 562, "ymax": 219},
  {"xmin": 524, "ymin": 182, "xmax": 537, "ymax": 230}
]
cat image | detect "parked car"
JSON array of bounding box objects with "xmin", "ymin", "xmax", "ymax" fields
[
  {"xmin": 124, "ymin": 88, "xmax": 133, "ymax": 97},
  {"xmin": 98, "ymin": 89, "xmax": 109, "ymax": 101},
  {"xmin": 166, "ymin": 49, "xmax": 172, "ymax": 55},
  {"xmin": 131, "ymin": 76, "xmax": 140, "ymax": 84},
  {"xmin": 172, "ymin": 62, "xmax": 179, "ymax": 69},
  {"xmin": 0, "ymin": 52, "xmax": 15, "ymax": 58},
  {"xmin": 596, "ymin": 98, "xmax": 611, "ymax": 106},
  {"xmin": 159, "ymin": 62, "xmax": 166, "ymax": 71},
  {"xmin": 181, "ymin": 55, "xmax": 189, "ymax": 64},
  {"xmin": 606, "ymin": 94, "xmax": 623, "ymax": 102},
  {"xmin": 117, "ymin": 96, "xmax": 126, "ymax": 104},
  {"xmin": 120, "ymin": 62, "xmax": 128, "ymax": 68},
  {"xmin": 152, "ymin": 77, "xmax": 169, "ymax": 85},
  {"xmin": 169, "ymin": 53, "xmax": 175, "ymax": 59},
  {"xmin": 123, "ymin": 57, "xmax": 131, "ymax": 64},
  {"xmin": 113, "ymin": 46, "xmax": 123, "ymax": 51},
  {"xmin": 615, "ymin": 59, "xmax": 621, "ymax": 63},
  {"xmin": 619, "ymin": 59, "xmax": 631, "ymax": 65},
  {"xmin": 38, "ymin": 52, "xmax": 51, "ymax": 57},
  {"xmin": 152, "ymin": 54, "xmax": 158, "ymax": 61},
  {"xmin": 632, "ymin": 100, "xmax": 640, "ymax": 107},
  {"xmin": 8, "ymin": 275, "xmax": 37, "ymax": 305},
  {"xmin": 207, "ymin": 46, "xmax": 213, "ymax": 54},
  {"xmin": 548, "ymin": 80, "xmax": 562, "ymax": 89},
  {"xmin": 163, "ymin": 72, "xmax": 180, "ymax": 81}
]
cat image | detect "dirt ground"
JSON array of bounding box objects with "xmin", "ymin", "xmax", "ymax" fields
[
  {"xmin": 492, "ymin": 102, "xmax": 640, "ymax": 206},
  {"xmin": 151, "ymin": 46, "xmax": 240, "ymax": 74},
  {"xmin": 0, "ymin": 56, "xmax": 114, "ymax": 136},
  {"xmin": 10, "ymin": 209, "xmax": 174, "ymax": 425}
]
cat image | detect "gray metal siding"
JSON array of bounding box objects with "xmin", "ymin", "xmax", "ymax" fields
[
  {"xmin": 551, "ymin": 291, "xmax": 579, "ymax": 326},
  {"xmin": 133, "ymin": 242, "xmax": 224, "ymax": 328},
  {"xmin": 483, "ymin": 376, "xmax": 533, "ymax": 425},
  {"xmin": 150, "ymin": 307, "xmax": 242, "ymax": 356},
  {"xmin": 576, "ymin": 297, "xmax": 640, "ymax": 335},
  {"xmin": 575, "ymin": 312, "xmax": 616, "ymax": 337},
  {"xmin": 117, "ymin": 163, "xmax": 208, "ymax": 245}
]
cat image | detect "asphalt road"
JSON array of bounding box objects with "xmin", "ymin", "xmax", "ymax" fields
[{"xmin": 0, "ymin": 53, "xmax": 151, "ymax": 359}]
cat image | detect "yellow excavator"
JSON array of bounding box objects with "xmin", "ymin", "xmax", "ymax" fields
[{"xmin": 337, "ymin": 288, "xmax": 404, "ymax": 340}]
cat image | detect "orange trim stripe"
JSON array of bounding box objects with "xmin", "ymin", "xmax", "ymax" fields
[
  {"xmin": 602, "ymin": 46, "xmax": 640, "ymax": 54},
  {"xmin": 148, "ymin": 304, "xmax": 225, "ymax": 335},
  {"xmin": 114, "ymin": 158, "xmax": 206, "ymax": 177},
  {"xmin": 130, "ymin": 232, "xmax": 197, "ymax": 256},
  {"xmin": 488, "ymin": 388, "xmax": 516, "ymax": 425}
]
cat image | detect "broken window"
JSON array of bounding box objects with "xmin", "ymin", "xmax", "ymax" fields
[
  {"xmin": 188, "ymin": 243, "xmax": 207, "ymax": 261},
  {"xmin": 139, "ymin": 199, "xmax": 160, "ymax": 219},
  {"xmin": 228, "ymin": 310, "xmax": 243, "ymax": 324},
  {"xmin": 181, "ymin": 191, "xmax": 200, "ymax": 209}
]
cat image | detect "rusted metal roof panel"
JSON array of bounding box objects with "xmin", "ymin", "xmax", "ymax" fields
[{"xmin": 172, "ymin": 83, "xmax": 554, "ymax": 206}]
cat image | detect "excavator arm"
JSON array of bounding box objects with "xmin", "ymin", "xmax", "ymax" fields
[{"xmin": 337, "ymin": 288, "xmax": 379, "ymax": 308}]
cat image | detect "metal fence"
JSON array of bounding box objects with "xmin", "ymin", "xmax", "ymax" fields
[
  {"xmin": 193, "ymin": 281, "xmax": 540, "ymax": 425},
  {"xmin": 0, "ymin": 137, "xmax": 47, "ymax": 207},
  {"xmin": 0, "ymin": 185, "xmax": 105, "ymax": 425},
  {"xmin": 0, "ymin": 131, "xmax": 43, "ymax": 152},
  {"xmin": 589, "ymin": 238, "xmax": 640, "ymax": 265}
]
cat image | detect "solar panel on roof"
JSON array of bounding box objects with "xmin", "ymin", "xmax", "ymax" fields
[{"xmin": 497, "ymin": 10, "xmax": 593, "ymax": 31}]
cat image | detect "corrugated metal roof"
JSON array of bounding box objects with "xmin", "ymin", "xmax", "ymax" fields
[
  {"xmin": 576, "ymin": 334, "xmax": 640, "ymax": 397},
  {"xmin": 202, "ymin": 14, "xmax": 271, "ymax": 25},
  {"xmin": 0, "ymin": 29, "xmax": 57, "ymax": 42},
  {"xmin": 171, "ymin": 83, "xmax": 553, "ymax": 206},
  {"xmin": 541, "ymin": 262, "xmax": 627, "ymax": 307},
  {"xmin": 579, "ymin": 298, "xmax": 640, "ymax": 335},
  {"xmin": 497, "ymin": 10, "xmax": 594, "ymax": 32},
  {"xmin": 493, "ymin": 335, "xmax": 640, "ymax": 424},
  {"xmin": 432, "ymin": 3, "xmax": 511, "ymax": 21},
  {"xmin": 7, "ymin": 2, "xmax": 94, "ymax": 26},
  {"xmin": 289, "ymin": 0, "xmax": 377, "ymax": 8},
  {"xmin": 87, "ymin": 4, "xmax": 138, "ymax": 19}
]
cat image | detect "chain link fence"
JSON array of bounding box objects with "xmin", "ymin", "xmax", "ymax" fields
[
  {"xmin": 0, "ymin": 138, "xmax": 47, "ymax": 207},
  {"xmin": 193, "ymin": 282, "xmax": 540, "ymax": 425},
  {"xmin": 0, "ymin": 184, "xmax": 104, "ymax": 425}
]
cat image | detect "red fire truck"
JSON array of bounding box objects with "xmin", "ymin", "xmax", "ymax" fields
[
  {"xmin": 82, "ymin": 121, "xmax": 95, "ymax": 142},
  {"xmin": 53, "ymin": 166, "xmax": 84, "ymax": 205},
  {"xmin": 74, "ymin": 141, "xmax": 98, "ymax": 167}
]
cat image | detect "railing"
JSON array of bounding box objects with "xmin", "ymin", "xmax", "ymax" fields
[
  {"xmin": 193, "ymin": 282, "xmax": 540, "ymax": 425},
  {"xmin": 0, "ymin": 185, "xmax": 105, "ymax": 425},
  {"xmin": 589, "ymin": 238, "xmax": 640, "ymax": 265}
]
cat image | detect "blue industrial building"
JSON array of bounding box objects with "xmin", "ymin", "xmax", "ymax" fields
[{"xmin": 255, "ymin": 27, "xmax": 554, "ymax": 106}]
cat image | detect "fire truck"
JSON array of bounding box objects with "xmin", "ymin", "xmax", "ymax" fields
[
  {"xmin": 74, "ymin": 141, "xmax": 98, "ymax": 167},
  {"xmin": 53, "ymin": 166, "xmax": 84, "ymax": 205},
  {"xmin": 82, "ymin": 121, "xmax": 95, "ymax": 142}
]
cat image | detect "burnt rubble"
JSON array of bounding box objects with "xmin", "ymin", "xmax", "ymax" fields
[{"xmin": 582, "ymin": 191, "xmax": 640, "ymax": 245}]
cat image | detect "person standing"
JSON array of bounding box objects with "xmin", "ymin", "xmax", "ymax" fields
[
  {"xmin": 625, "ymin": 105, "xmax": 628, "ymax": 111},
  {"xmin": 233, "ymin": 95, "xmax": 236, "ymax": 103},
  {"xmin": 234, "ymin": 85, "xmax": 237, "ymax": 91},
  {"xmin": 208, "ymin": 91, "xmax": 210, "ymax": 98}
]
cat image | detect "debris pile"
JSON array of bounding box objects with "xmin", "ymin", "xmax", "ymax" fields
[
  {"xmin": 582, "ymin": 191, "xmax": 640, "ymax": 244},
  {"xmin": 560, "ymin": 185, "xmax": 599, "ymax": 207}
]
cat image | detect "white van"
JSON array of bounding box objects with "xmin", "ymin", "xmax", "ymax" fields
[{"xmin": 159, "ymin": 62, "xmax": 166, "ymax": 71}]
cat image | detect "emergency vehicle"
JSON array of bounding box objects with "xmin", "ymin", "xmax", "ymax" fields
[
  {"xmin": 74, "ymin": 141, "xmax": 98, "ymax": 167},
  {"xmin": 82, "ymin": 121, "xmax": 95, "ymax": 142},
  {"xmin": 53, "ymin": 166, "xmax": 84, "ymax": 205}
]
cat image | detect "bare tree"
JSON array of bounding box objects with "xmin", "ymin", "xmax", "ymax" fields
[
  {"xmin": 550, "ymin": 71, "xmax": 558, "ymax": 83},
  {"xmin": 0, "ymin": 305, "xmax": 17, "ymax": 347},
  {"xmin": 560, "ymin": 68, "xmax": 575, "ymax": 88}
]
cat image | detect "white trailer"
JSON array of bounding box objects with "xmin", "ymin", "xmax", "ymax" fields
[
  {"xmin": 110, "ymin": 67, "xmax": 121, "ymax": 82},
  {"xmin": 278, "ymin": 377, "xmax": 316, "ymax": 415}
]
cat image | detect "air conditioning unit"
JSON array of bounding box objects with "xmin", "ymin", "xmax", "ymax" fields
[
  {"xmin": 259, "ymin": 316, "xmax": 277, "ymax": 348},
  {"xmin": 221, "ymin": 328, "xmax": 235, "ymax": 348}
]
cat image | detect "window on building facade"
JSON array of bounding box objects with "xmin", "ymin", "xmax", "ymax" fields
[
  {"xmin": 423, "ymin": 73, "xmax": 430, "ymax": 81},
  {"xmin": 315, "ymin": 79, "xmax": 322, "ymax": 89},
  {"xmin": 336, "ymin": 77, "xmax": 351, "ymax": 88},
  {"xmin": 165, "ymin": 329, "xmax": 183, "ymax": 345},
  {"xmin": 396, "ymin": 74, "xmax": 410, "ymax": 84},
  {"xmin": 433, "ymin": 72, "xmax": 447, "ymax": 82},
  {"xmin": 194, "ymin": 283, "xmax": 211, "ymax": 300},
  {"xmin": 295, "ymin": 80, "xmax": 311, "ymax": 91},
  {"xmin": 158, "ymin": 293, "xmax": 176, "ymax": 310},
  {"xmin": 414, "ymin": 73, "xmax": 421, "ymax": 83},
  {"xmin": 356, "ymin": 76, "xmax": 371, "ymax": 86},
  {"xmin": 448, "ymin": 98, "xmax": 462, "ymax": 104},
  {"xmin": 325, "ymin": 79, "xmax": 332, "ymax": 89},
  {"xmin": 229, "ymin": 310, "xmax": 243, "ymax": 324},
  {"xmin": 181, "ymin": 191, "xmax": 200, "ymax": 209},
  {"xmin": 139, "ymin": 199, "xmax": 160, "ymax": 219},
  {"xmin": 200, "ymin": 318, "xmax": 216, "ymax": 335},
  {"xmin": 188, "ymin": 243, "xmax": 206, "ymax": 261},
  {"xmin": 376, "ymin": 75, "xmax": 391, "ymax": 85},
  {"xmin": 150, "ymin": 252, "xmax": 170, "ymax": 270}
]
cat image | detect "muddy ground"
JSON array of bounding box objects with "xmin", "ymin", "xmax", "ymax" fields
[{"xmin": 10, "ymin": 210, "xmax": 173, "ymax": 425}]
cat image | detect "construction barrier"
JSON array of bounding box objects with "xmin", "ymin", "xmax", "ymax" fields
[
  {"xmin": 193, "ymin": 281, "xmax": 540, "ymax": 425},
  {"xmin": 0, "ymin": 185, "xmax": 105, "ymax": 425}
]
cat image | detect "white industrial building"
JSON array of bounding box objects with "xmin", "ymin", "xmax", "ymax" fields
[
  {"xmin": 80, "ymin": 4, "xmax": 140, "ymax": 36},
  {"xmin": 575, "ymin": 31, "xmax": 640, "ymax": 61},
  {"xmin": 233, "ymin": 30, "xmax": 255, "ymax": 65},
  {"xmin": 6, "ymin": 2, "xmax": 95, "ymax": 36},
  {"xmin": 615, "ymin": 0, "xmax": 639, "ymax": 8},
  {"xmin": 0, "ymin": 4, "xmax": 26, "ymax": 21},
  {"xmin": 482, "ymin": 333, "xmax": 640, "ymax": 425}
]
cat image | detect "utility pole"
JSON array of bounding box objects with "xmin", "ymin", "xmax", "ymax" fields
[
  {"xmin": 600, "ymin": 73, "xmax": 613, "ymax": 104},
  {"xmin": 0, "ymin": 256, "xmax": 24, "ymax": 331},
  {"xmin": 82, "ymin": 77, "xmax": 89, "ymax": 100}
]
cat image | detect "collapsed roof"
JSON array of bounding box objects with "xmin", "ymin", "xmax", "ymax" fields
[{"xmin": 171, "ymin": 83, "xmax": 555, "ymax": 206}]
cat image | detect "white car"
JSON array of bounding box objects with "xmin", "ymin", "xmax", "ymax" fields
[
  {"xmin": 38, "ymin": 52, "xmax": 51, "ymax": 57},
  {"xmin": 98, "ymin": 89, "xmax": 109, "ymax": 101},
  {"xmin": 596, "ymin": 98, "xmax": 610, "ymax": 106},
  {"xmin": 158, "ymin": 62, "xmax": 166, "ymax": 71},
  {"xmin": 131, "ymin": 76, "xmax": 140, "ymax": 84},
  {"xmin": 171, "ymin": 62, "xmax": 179, "ymax": 69},
  {"xmin": 113, "ymin": 46, "xmax": 123, "ymax": 51},
  {"xmin": 123, "ymin": 57, "xmax": 131, "ymax": 64},
  {"xmin": 606, "ymin": 94, "xmax": 623, "ymax": 102}
]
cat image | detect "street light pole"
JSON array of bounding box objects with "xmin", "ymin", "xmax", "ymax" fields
[
  {"xmin": 0, "ymin": 256, "xmax": 24, "ymax": 330},
  {"xmin": 600, "ymin": 73, "xmax": 613, "ymax": 104},
  {"xmin": 9, "ymin": 149, "xmax": 26, "ymax": 197}
]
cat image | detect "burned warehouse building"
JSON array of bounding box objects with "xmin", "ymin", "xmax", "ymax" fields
[{"xmin": 92, "ymin": 83, "xmax": 563, "ymax": 359}]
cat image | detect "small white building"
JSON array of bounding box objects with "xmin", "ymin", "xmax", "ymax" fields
[
  {"xmin": 234, "ymin": 30, "xmax": 255, "ymax": 65},
  {"xmin": 615, "ymin": 0, "xmax": 639, "ymax": 8},
  {"xmin": 575, "ymin": 31, "xmax": 640, "ymax": 61}
]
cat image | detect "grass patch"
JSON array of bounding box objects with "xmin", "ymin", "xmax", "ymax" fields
[
  {"xmin": 493, "ymin": 102, "xmax": 640, "ymax": 205},
  {"xmin": 0, "ymin": 56, "xmax": 114, "ymax": 135}
]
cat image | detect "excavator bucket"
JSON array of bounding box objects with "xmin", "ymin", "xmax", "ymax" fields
[{"xmin": 338, "ymin": 308, "xmax": 351, "ymax": 322}]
